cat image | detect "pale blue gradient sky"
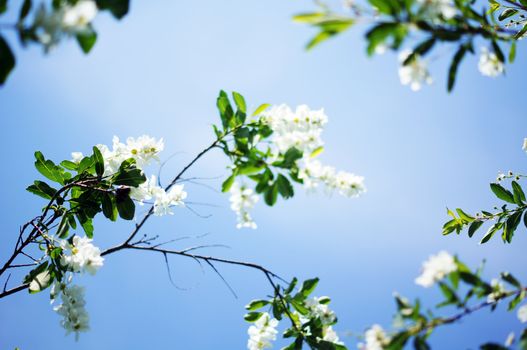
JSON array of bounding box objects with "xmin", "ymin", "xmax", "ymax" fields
[{"xmin": 1, "ymin": 1, "xmax": 527, "ymax": 349}]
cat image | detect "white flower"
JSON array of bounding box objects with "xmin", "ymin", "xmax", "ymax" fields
[
  {"xmin": 305, "ymin": 296, "xmax": 337, "ymax": 325},
  {"xmin": 298, "ymin": 159, "xmax": 366, "ymax": 198},
  {"xmin": 261, "ymin": 104, "xmax": 327, "ymax": 155},
  {"xmin": 322, "ymin": 326, "xmax": 344, "ymax": 345},
  {"xmin": 53, "ymin": 284, "xmax": 90, "ymax": 340},
  {"xmin": 398, "ymin": 50, "xmax": 433, "ymax": 91},
  {"xmin": 487, "ymin": 278, "xmax": 507, "ymax": 303},
  {"xmin": 247, "ymin": 313, "xmax": 279, "ymax": 350},
  {"xmin": 358, "ymin": 324, "xmax": 390, "ymax": 350},
  {"xmin": 230, "ymin": 182, "xmax": 259, "ymax": 229},
  {"xmin": 71, "ymin": 152, "xmax": 84, "ymax": 164},
  {"xmin": 96, "ymin": 135, "xmax": 164, "ymax": 176},
  {"xmin": 130, "ymin": 175, "xmax": 187, "ymax": 216},
  {"xmin": 152, "ymin": 184, "xmax": 187, "ymax": 216},
  {"xmin": 62, "ymin": 0, "xmax": 98, "ymax": 33},
  {"xmin": 61, "ymin": 236, "xmax": 104, "ymax": 275},
  {"xmin": 417, "ymin": 0, "xmax": 457, "ymax": 20},
  {"xmin": 33, "ymin": 4, "xmax": 64, "ymax": 50},
  {"xmin": 478, "ymin": 47, "xmax": 504, "ymax": 77},
  {"xmin": 523, "ymin": 138, "xmax": 527, "ymax": 152},
  {"xmin": 415, "ymin": 251, "xmax": 457, "ymax": 288},
  {"xmin": 518, "ymin": 304, "xmax": 527, "ymax": 323}
]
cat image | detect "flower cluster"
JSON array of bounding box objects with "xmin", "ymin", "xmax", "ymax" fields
[
  {"xmin": 478, "ymin": 47, "xmax": 505, "ymax": 78},
  {"xmin": 130, "ymin": 175, "xmax": 187, "ymax": 216},
  {"xmin": 33, "ymin": 0, "xmax": 98, "ymax": 51},
  {"xmin": 299, "ymin": 159, "xmax": 366, "ymax": 198},
  {"xmin": 52, "ymin": 283, "xmax": 90, "ymax": 340},
  {"xmin": 95, "ymin": 135, "xmax": 164, "ymax": 176},
  {"xmin": 415, "ymin": 251, "xmax": 457, "ymax": 287},
  {"xmin": 358, "ymin": 324, "xmax": 390, "ymax": 350},
  {"xmin": 229, "ymin": 182, "xmax": 259, "ymax": 229},
  {"xmin": 298, "ymin": 297, "xmax": 344, "ymax": 346},
  {"xmin": 60, "ymin": 236, "xmax": 104, "ymax": 275},
  {"xmin": 487, "ymin": 278, "xmax": 507, "ymax": 303},
  {"xmin": 247, "ymin": 313, "xmax": 279, "ymax": 350},
  {"xmin": 398, "ymin": 50, "xmax": 433, "ymax": 91},
  {"xmin": 261, "ymin": 104, "xmax": 327, "ymax": 155}
]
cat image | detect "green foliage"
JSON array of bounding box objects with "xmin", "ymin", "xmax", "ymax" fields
[
  {"xmin": 295, "ymin": 0, "xmax": 525, "ymax": 91},
  {"xmin": 244, "ymin": 277, "xmax": 346, "ymax": 350},
  {"xmin": 443, "ymin": 176, "xmax": 527, "ymax": 243},
  {"xmin": 214, "ymin": 91, "xmax": 308, "ymax": 208}
]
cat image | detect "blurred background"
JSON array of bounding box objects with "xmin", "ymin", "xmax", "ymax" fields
[{"xmin": 1, "ymin": 0, "xmax": 526, "ymax": 348}]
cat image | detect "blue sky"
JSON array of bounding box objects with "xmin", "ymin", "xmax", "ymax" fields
[{"xmin": 1, "ymin": 0, "xmax": 527, "ymax": 349}]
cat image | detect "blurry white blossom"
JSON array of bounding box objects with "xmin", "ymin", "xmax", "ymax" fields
[
  {"xmin": 322, "ymin": 326, "xmax": 345, "ymax": 345},
  {"xmin": 230, "ymin": 182, "xmax": 259, "ymax": 229},
  {"xmin": 247, "ymin": 313, "xmax": 279, "ymax": 350},
  {"xmin": 62, "ymin": 1, "xmax": 98, "ymax": 31},
  {"xmin": 523, "ymin": 138, "xmax": 527, "ymax": 152},
  {"xmin": 358, "ymin": 324, "xmax": 390, "ymax": 350},
  {"xmin": 71, "ymin": 152, "xmax": 84, "ymax": 164},
  {"xmin": 487, "ymin": 278, "xmax": 506, "ymax": 303},
  {"xmin": 53, "ymin": 284, "xmax": 90, "ymax": 340},
  {"xmin": 518, "ymin": 304, "xmax": 527, "ymax": 323},
  {"xmin": 415, "ymin": 251, "xmax": 457, "ymax": 287},
  {"xmin": 478, "ymin": 47, "xmax": 504, "ymax": 77},
  {"xmin": 61, "ymin": 236, "xmax": 104, "ymax": 275},
  {"xmin": 417, "ymin": 0, "xmax": 457, "ymax": 20},
  {"xmin": 33, "ymin": 1, "xmax": 98, "ymax": 50},
  {"xmin": 299, "ymin": 159, "xmax": 366, "ymax": 198},
  {"xmin": 398, "ymin": 50, "xmax": 433, "ymax": 91}
]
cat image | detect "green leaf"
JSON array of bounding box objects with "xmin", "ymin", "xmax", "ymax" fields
[
  {"xmin": 76, "ymin": 29, "xmax": 97, "ymax": 54},
  {"xmin": 515, "ymin": 24, "xmax": 527, "ymax": 39},
  {"xmin": 512, "ymin": 180, "xmax": 525, "ymax": 204},
  {"xmin": 498, "ymin": 8, "xmax": 518, "ymax": 21},
  {"xmin": 0, "ymin": 35, "xmax": 15, "ymax": 85},
  {"xmin": 298, "ymin": 278, "xmax": 319, "ymax": 298},
  {"xmin": 490, "ymin": 183, "xmax": 515, "ymax": 204},
  {"xmin": 480, "ymin": 223, "xmax": 500, "ymax": 244},
  {"xmin": 95, "ymin": 0, "xmax": 129, "ymax": 19},
  {"xmin": 0, "ymin": 0, "xmax": 6, "ymax": 14},
  {"xmin": 221, "ymin": 174, "xmax": 236, "ymax": 193},
  {"xmin": 79, "ymin": 216, "xmax": 94, "ymax": 238},
  {"xmin": 217, "ymin": 90, "xmax": 234, "ymax": 130},
  {"xmin": 244, "ymin": 312, "xmax": 264, "ymax": 322},
  {"xmin": 305, "ymin": 17, "xmax": 354, "ymax": 50},
  {"xmin": 232, "ymin": 91, "xmax": 246, "ymax": 114},
  {"xmin": 113, "ymin": 168, "xmax": 146, "ymax": 187},
  {"xmin": 293, "ymin": 12, "xmax": 326, "ymax": 23},
  {"xmin": 252, "ymin": 103, "xmax": 270, "ymax": 117},
  {"xmin": 365, "ymin": 22, "xmax": 399, "ymax": 56},
  {"xmin": 264, "ymin": 183, "xmax": 278, "ymax": 206},
  {"xmin": 26, "ymin": 180, "xmax": 57, "ymax": 200},
  {"xmin": 19, "ymin": 0, "xmax": 31, "ymax": 21},
  {"xmin": 245, "ymin": 299, "xmax": 270, "ymax": 311},
  {"xmin": 501, "ymin": 272, "xmax": 522, "ymax": 288},
  {"xmin": 491, "ymin": 41, "xmax": 505, "ymax": 63},
  {"xmin": 468, "ymin": 220, "xmax": 484, "ymax": 238},
  {"xmin": 447, "ymin": 45, "xmax": 467, "ymax": 92},
  {"xmin": 509, "ymin": 41, "xmax": 517, "ymax": 64},
  {"xmin": 92, "ymin": 146, "xmax": 104, "ymax": 177},
  {"xmin": 34, "ymin": 151, "xmax": 70, "ymax": 185},
  {"xmin": 503, "ymin": 210, "xmax": 522, "ymax": 243},
  {"xmin": 102, "ymin": 193, "xmax": 118, "ymax": 221},
  {"xmin": 116, "ymin": 193, "xmax": 135, "ymax": 220},
  {"xmin": 480, "ymin": 343, "xmax": 509, "ymax": 350},
  {"xmin": 456, "ymin": 208, "xmax": 474, "ymax": 223},
  {"xmin": 56, "ymin": 214, "xmax": 70, "ymax": 238},
  {"xmin": 276, "ymin": 174, "xmax": 294, "ymax": 199}
]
